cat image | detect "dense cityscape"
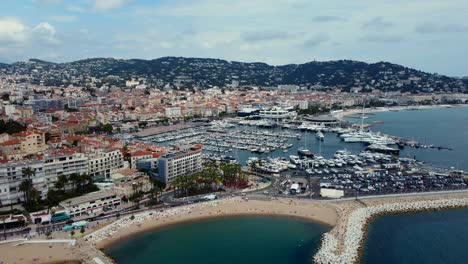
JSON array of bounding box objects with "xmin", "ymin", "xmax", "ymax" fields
[
  {"xmin": 1, "ymin": 56, "xmax": 467, "ymax": 234},
  {"xmin": 1, "ymin": 0, "xmax": 468, "ymax": 263}
]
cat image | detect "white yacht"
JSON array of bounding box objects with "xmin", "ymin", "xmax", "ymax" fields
[{"xmin": 316, "ymin": 131, "xmax": 324, "ymax": 140}]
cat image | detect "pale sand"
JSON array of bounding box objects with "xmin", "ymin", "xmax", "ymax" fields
[
  {"xmin": 96, "ymin": 198, "xmax": 340, "ymax": 249},
  {"xmin": 0, "ymin": 243, "xmax": 81, "ymax": 264},
  {"xmin": 4, "ymin": 192, "xmax": 468, "ymax": 264},
  {"xmin": 333, "ymin": 104, "xmax": 464, "ymax": 121}
]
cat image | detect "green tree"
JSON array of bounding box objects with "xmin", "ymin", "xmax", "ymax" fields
[
  {"xmin": 19, "ymin": 179, "xmax": 33, "ymax": 204},
  {"xmin": 45, "ymin": 132, "xmax": 51, "ymax": 143},
  {"xmin": 104, "ymin": 124, "xmax": 113, "ymax": 134},
  {"xmin": 46, "ymin": 189, "xmax": 61, "ymax": 209},
  {"xmin": 55, "ymin": 175, "xmax": 68, "ymax": 192},
  {"xmin": 68, "ymin": 173, "xmax": 80, "ymax": 192},
  {"xmin": 138, "ymin": 121, "xmax": 148, "ymax": 128}
]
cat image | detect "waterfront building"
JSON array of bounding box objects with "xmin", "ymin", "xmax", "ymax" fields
[
  {"xmin": 157, "ymin": 149, "xmax": 202, "ymax": 184},
  {"xmin": 303, "ymin": 114, "xmax": 340, "ymax": 127},
  {"xmin": 259, "ymin": 106, "xmax": 297, "ymax": 120},
  {"xmin": 60, "ymin": 190, "xmax": 121, "ymax": 218},
  {"xmin": 0, "ymin": 159, "xmax": 45, "ymax": 205},
  {"xmin": 43, "ymin": 152, "xmax": 88, "ymax": 190},
  {"xmin": 165, "ymin": 107, "xmax": 182, "ymax": 118},
  {"xmin": 0, "ymin": 151, "xmax": 88, "ymax": 206}
]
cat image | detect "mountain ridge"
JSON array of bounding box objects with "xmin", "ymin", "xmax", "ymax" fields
[{"xmin": 0, "ymin": 57, "xmax": 466, "ymax": 92}]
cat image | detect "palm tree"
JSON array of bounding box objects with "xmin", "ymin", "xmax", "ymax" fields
[
  {"xmin": 68, "ymin": 173, "xmax": 80, "ymax": 192},
  {"xmin": 19, "ymin": 179, "xmax": 33, "ymax": 204},
  {"xmin": 22, "ymin": 167, "xmax": 35, "ymax": 181},
  {"xmin": 55, "ymin": 175, "xmax": 68, "ymax": 192}
]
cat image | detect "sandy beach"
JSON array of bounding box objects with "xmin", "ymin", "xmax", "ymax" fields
[
  {"xmin": 3, "ymin": 192, "xmax": 468, "ymax": 264},
  {"xmin": 0, "ymin": 242, "xmax": 81, "ymax": 264},
  {"xmin": 332, "ymin": 104, "xmax": 465, "ymax": 121},
  {"xmin": 91, "ymin": 197, "xmax": 340, "ymax": 249}
]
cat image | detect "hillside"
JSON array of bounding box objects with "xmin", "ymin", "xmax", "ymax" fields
[{"xmin": 0, "ymin": 57, "xmax": 466, "ymax": 92}]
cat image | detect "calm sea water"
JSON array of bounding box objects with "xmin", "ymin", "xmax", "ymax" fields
[
  {"xmin": 126, "ymin": 107, "xmax": 468, "ymax": 264},
  {"xmin": 362, "ymin": 107, "xmax": 468, "ymax": 171},
  {"xmin": 217, "ymin": 106, "xmax": 468, "ymax": 170},
  {"xmin": 105, "ymin": 216, "xmax": 329, "ymax": 264},
  {"xmin": 362, "ymin": 208, "xmax": 468, "ymax": 264}
]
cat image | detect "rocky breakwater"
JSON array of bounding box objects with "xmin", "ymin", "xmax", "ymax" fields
[{"xmin": 314, "ymin": 198, "xmax": 468, "ymax": 264}]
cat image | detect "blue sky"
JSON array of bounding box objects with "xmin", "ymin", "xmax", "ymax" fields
[{"xmin": 1, "ymin": 0, "xmax": 467, "ymax": 76}]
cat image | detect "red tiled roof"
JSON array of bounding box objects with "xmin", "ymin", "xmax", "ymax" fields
[
  {"xmin": 131, "ymin": 150, "xmax": 152, "ymax": 157},
  {"xmin": 0, "ymin": 139, "xmax": 21, "ymax": 146}
]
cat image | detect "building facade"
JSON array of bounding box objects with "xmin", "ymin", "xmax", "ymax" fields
[
  {"xmin": 60, "ymin": 190, "xmax": 121, "ymax": 218},
  {"xmin": 0, "ymin": 130, "xmax": 47, "ymax": 160},
  {"xmin": 157, "ymin": 150, "xmax": 202, "ymax": 184},
  {"xmin": 87, "ymin": 149, "xmax": 124, "ymax": 180},
  {"xmin": 0, "ymin": 160, "xmax": 44, "ymax": 206}
]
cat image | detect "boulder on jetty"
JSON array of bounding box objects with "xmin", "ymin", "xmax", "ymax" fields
[{"xmin": 314, "ymin": 198, "xmax": 468, "ymax": 264}]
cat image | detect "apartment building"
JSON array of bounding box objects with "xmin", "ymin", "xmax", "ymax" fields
[
  {"xmin": 0, "ymin": 160, "xmax": 44, "ymax": 206},
  {"xmin": 0, "ymin": 130, "xmax": 47, "ymax": 160},
  {"xmin": 130, "ymin": 150, "xmax": 152, "ymax": 169},
  {"xmin": 157, "ymin": 150, "xmax": 202, "ymax": 184},
  {"xmin": 87, "ymin": 149, "xmax": 124, "ymax": 180},
  {"xmin": 41, "ymin": 152, "xmax": 88, "ymax": 194}
]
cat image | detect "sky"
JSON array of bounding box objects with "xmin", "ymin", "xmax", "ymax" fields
[{"xmin": 0, "ymin": 0, "xmax": 467, "ymax": 76}]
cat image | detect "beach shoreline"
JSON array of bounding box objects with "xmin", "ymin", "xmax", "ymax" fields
[
  {"xmin": 332, "ymin": 104, "xmax": 467, "ymax": 121},
  {"xmin": 89, "ymin": 197, "xmax": 339, "ymax": 250},
  {"xmin": 4, "ymin": 192, "xmax": 468, "ymax": 264},
  {"xmin": 99, "ymin": 212, "xmax": 334, "ymax": 250}
]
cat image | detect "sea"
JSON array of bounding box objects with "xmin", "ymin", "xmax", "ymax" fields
[
  {"xmin": 110, "ymin": 107, "xmax": 468, "ymax": 263},
  {"xmin": 357, "ymin": 106, "xmax": 468, "ymax": 171},
  {"xmin": 219, "ymin": 106, "xmax": 468, "ymax": 172},
  {"xmin": 105, "ymin": 216, "xmax": 329, "ymax": 264}
]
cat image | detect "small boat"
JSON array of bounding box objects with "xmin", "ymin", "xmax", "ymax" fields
[
  {"xmin": 298, "ymin": 148, "xmax": 314, "ymax": 158},
  {"xmin": 316, "ymin": 131, "xmax": 324, "ymax": 140}
]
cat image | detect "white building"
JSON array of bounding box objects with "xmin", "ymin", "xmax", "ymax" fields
[
  {"xmin": 259, "ymin": 107, "xmax": 297, "ymax": 120},
  {"xmin": 42, "ymin": 152, "xmax": 88, "ymax": 192},
  {"xmin": 60, "ymin": 190, "xmax": 121, "ymax": 218},
  {"xmin": 165, "ymin": 107, "xmax": 182, "ymax": 118},
  {"xmin": 157, "ymin": 150, "xmax": 202, "ymax": 184},
  {"xmin": 289, "ymin": 100, "xmax": 309, "ymax": 110},
  {"xmin": 87, "ymin": 149, "xmax": 124, "ymax": 180},
  {"xmin": 0, "ymin": 160, "xmax": 45, "ymax": 205}
]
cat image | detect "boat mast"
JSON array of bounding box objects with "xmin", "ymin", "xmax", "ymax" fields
[
  {"xmin": 318, "ymin": 137, "xmax": 322, "ymax": 157},
  {"xmin": 360, "ymin": 99, "xmax": 366, "ymax": 132}
]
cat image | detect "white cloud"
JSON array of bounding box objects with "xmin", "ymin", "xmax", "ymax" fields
[
  {"xmin": 33, "ymin": 22, "xmax": 60, "ymax": 45},
  {"xmin": 0, "ymin": 18, "xmax": 60, "ymax": 61},
  {"xmin": 0, "ymin": 18, "xmax": 29, "ymax": 45},
  {"xmin": 92, "ymin": 0, "xmax": 126, "ymax": 11}
]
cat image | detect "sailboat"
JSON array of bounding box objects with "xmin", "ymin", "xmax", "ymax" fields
[{"xmin": 298, "ymin": 132, "xmax": 314, "ymax": 158}]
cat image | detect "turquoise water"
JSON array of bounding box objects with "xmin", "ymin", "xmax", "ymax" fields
[
  {"xmin": 362, "ymin": 208, "xmax": 468, "ymax": 264},
  {"xmin": 105, "ymin": 216, "xmax": 329, "ymax": 264}
]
